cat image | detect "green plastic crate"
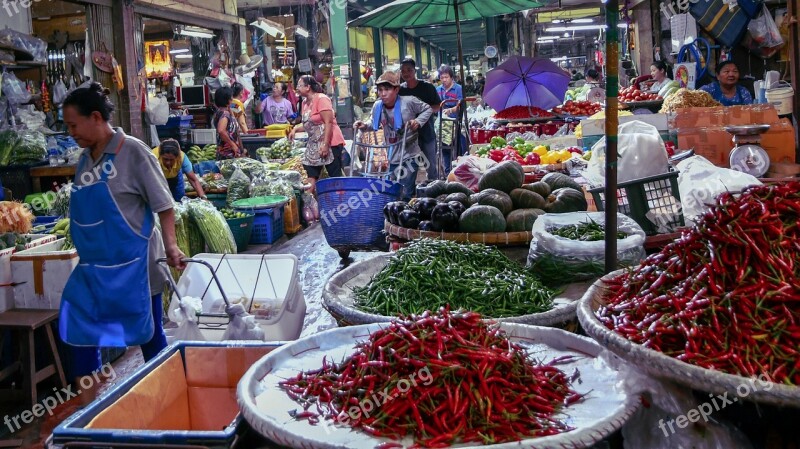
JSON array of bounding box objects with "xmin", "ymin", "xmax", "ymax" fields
[{"xmin": 226, "ymin": 214, "xmax": 254, "ymax": 253}]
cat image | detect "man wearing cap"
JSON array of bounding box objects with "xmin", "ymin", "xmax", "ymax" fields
[
  {"xmin": 399, "ymin": 57, "xmax": 442, "ymax": 181},
  {"xmin": 354, "ymin": 71, "xmax": 433, "ymax": 200}
]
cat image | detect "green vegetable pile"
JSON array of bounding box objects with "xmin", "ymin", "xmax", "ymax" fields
[
  {"xmin": 218, "ymin": 157, "xmax": 265, "ymax": 179},
  {"xmin": 187, "ymin": 145, "xmax": 218, "ymax": 164},
  {"xmin": 0, "ymin": 131, "xmax": 19, "ymax": 166},
  {"xmin": 353, "ymin": 239, "xmax": 555, "ymax": 318},
  {"xmin": 186, "ymin": 199, "xmax": 237, "ymax": 254},
  {"xmin": 226, "ymin": 168, "xmax": 251, "ymax": 206},
  {"xmin": 0, "ymin": 131, "xmax": 47, "ymax": 166},
  {"xmin": 0, "ymin": 232, "xmax": 31, "ymax": 251},
  {"xmin": 50, "ymin": 219, "xmax": 74, "ymax": 250},
  {"xmin": 50, "ymin": 183, "xmax": 72, "ymax": 217},
  {"xmin": 549, "ymin": 220, "xmax": 628, "ymax": 241}
]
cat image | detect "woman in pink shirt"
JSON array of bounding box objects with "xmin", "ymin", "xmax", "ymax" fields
[{"xmin": 288, "ymin": 75, "xmax": 346, "ymax": 193}]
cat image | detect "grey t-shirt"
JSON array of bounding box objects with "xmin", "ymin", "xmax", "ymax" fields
[
  {"xmin": 74, "ymin": 128, "xmax": 173, "ymax": 295},
  {"xmin": 370, "ymin": 95, "xmax": 433, "ymax": 165}
]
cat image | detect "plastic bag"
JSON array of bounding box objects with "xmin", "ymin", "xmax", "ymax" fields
[
  {"xmin": 0, "ymin": 29, "xmax": 47, "ymax": 62},
  {"xmin": 226, "ymin": 167, "xmax": 251, "ymax": 206},
  {"xmin": 169, "ymin": 297, "xmax": 205, "ymax": 341},
  {"xmin": 1, "ymin": 72, "xmax": 31, "ymax": 105},
  {"xmin": 676, "ymin": 155, "xmax": 762, "ymax": 226},
  {"xmin": 217, "ymin": 157, "xmax": 265, "ymax": 179},
  {"xmin": 17, "ymin": 108, "xmax": 46, "ymax": 130},
  {"xmin": 221, "ymin": 304, "xmax": 266, "ymax": 341},
  {"xmin": 614, "ymin": 356, "xmax": 755, "ymax": 449},
  {"xmin": 745, "ymin": 5, "xmax": 784, "ymax": 58},
  {"xmin": 581, "ymin": 120, "xmax": 669, "ymax": 187},
  {"xmin": 266, "ymin": 170, "xmax": 303, "ymax": 189},
  {"xmin": 448, "ymin": 156, "xmax": 496, "ymax": 191},
  {"xmin": 185, "ymin": 198, "xmax": 237, "ymax": 254},
  {"xmin": 250, "ymin": 174, "xmax": 293, "ymax": 199},
  {"xmin": 527, "ymin": 212, "xmax": 646, "ymax": 282},
  {"xmin": 52, "ymin": 79, "xmax": 68, "ymax": 105},
  {"xmin": 145, "ymin": 95, "xmax": 169, "ymax": 125},
  {"xmin": 302, "ymin": 192, "xmax": 320, "ymax": 222},
  {"xmin": 8, "ymin": 131, "xmax": 47, "ymax": 165}
]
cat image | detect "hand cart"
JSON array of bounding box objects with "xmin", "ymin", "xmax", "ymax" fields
[
  {"xmin": 315, "ymin": 124, "xmax": 407, "ymax": 259},
  {"xmin": 437, "ymin": 99, "xmax": 464, "ymax": 176},
  {"xmin": 158, "ymin": 254, "xmax": 305, "ymax": 342}
]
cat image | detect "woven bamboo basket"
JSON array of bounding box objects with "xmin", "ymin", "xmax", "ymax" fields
[
  {"xmin": 577, "ymin": 270, "xmax": 800, "ymax": 407},
  {"xmin": 384, "ymin": 221, "xmax": 533, "ymax": 246},
  {"xmin": 323, "ymin": 253, "xmax": 590, "ymax": 331}
]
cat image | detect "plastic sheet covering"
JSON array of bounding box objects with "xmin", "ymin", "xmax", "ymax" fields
[
  {"xmin": 186, "ymin": 198, "xmax": 236, "ymax": 254},
  {"xmin": 226, "ymin": 167, "xmax": 251, "ymax": 206},
  {"xmin": 1, "ymin": 72, "xmax": 31, "ymax": 105},
  {"xmin": 0, "ymin": 28, "xmax": 47, "ymax": 62},
  {"xmin": 527, "ymin": 212, "xmax": 646, "ymax": 282}
]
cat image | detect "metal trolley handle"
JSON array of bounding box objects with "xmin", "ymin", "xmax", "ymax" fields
[{"xmin": 157, "ymin": 257, "xmax": 232, "ymax": 309}]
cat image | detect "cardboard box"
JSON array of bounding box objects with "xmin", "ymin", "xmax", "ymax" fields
[
  {"xmin": 677, "ymin": 127, "xmax": 733, "ymax": 167},
  {"xmin": 761, "ymin": 118, "xmax": 797, "ymax": 164},
  {"xmin": 672, "ymin": 105, "xmax": 780, "ymax": 130}
]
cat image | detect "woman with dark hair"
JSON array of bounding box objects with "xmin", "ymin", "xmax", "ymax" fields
[
  {"xmin": 230, "ymin": 82, "xmax": 249, "ymax": 134},
  {"xmin": 60, "ymin": 82, "xmax": 185, "ymax": 400},
  {"xmin": 647, "ymin": 61, "xmax": 673, "ymax": 93},
  {"xmin": 153, "ymin": 138, "xmax": 206, "ymax": 201},
  {"xmin": 700, "ymin": 61, "xmax": 753, "ymax": 106},
  {"xmin": 288, "ymin": 75, "xmax": 346, "ymax": 193},
  {"xmin": 213, "ymin": 86, "xmax": 244, "ymax": 159},
  {"xmin": 256, "ymin": 82, "xmax": 295, "ymax": 125}
]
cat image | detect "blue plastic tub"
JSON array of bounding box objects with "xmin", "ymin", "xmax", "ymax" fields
[
  {"xmin": 250, "ymin": 206, "xmax": 284, "ymax": 244},
  {"xmin": 49, "ymin": 341, "xmax": 280, "ymax": 449},
  {"xmin": 315, "ymin": 177, "xmax": 403, "ymax": 256}
]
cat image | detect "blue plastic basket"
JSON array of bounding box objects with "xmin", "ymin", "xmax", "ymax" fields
[
  {"xmin": 315, "ymin": 177, "xmax": 403, "ymax": 253},
  {"xmin": 250, "ymin": 205, "xmax": 285, "ymax": 244}
]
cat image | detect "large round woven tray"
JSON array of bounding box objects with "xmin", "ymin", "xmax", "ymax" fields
[
  {"xmin": 384, "ymin": 221, "xmax": 533, "ymax": 246},
  {"xmin": 238, "ymin": 322, "xmax": 641, "ymax": 449},
  {"xmin": 323, "ymin": 253, "xmax": 591, "ymax": 329},
  {"xmin": 577, "ymin": 270, "xmax": 800, "ymax": 407}
]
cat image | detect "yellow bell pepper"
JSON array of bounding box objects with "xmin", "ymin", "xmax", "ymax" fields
[{"xmin": 533, "ymin": 145, "xmax": 548, "ymax": 156}]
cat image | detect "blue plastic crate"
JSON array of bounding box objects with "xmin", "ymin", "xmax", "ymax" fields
[
  {"xmin": 250, "ymin": 205, "xmax": 284, "ymax": 244},
  {"xmin": 33, "ymin": 215, "xmax": 60, "ymax": 225}
]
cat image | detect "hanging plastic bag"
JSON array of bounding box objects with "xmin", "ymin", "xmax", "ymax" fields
[
  {"xmin": 581, "ymin": 120, "xmax": 669, "ymax": 187},
  {"xmin": 226, "ymin": 167, "xmax": 251, "ymax": 206},
  {"xmin": 676, "ymin": 155, "xmax": 762, "ymax": 226},
  {"xmin": 52, "ymin": 79, "xmax": 68, "ymax": 105},
  {"xmin": 447, "ymin": 155, "xmax": 496, "ymax": 191},
  {"xmin": 1, "ymin": 72, "xmax": 31, "ymax": 105},
  {"xmin": 145, "ymin": 94, "xmax": 169, "ymax": 125},
  {"xmin": 527, "ymin": 212, "xmax": 646, "ymax": 282},
  {"xmin": 745, "ymin": 5, "xmax": 784, "ymax": 58},
  {"xmin": 170, "ymin": 297, "xmax": 205, "ymax": 341},
  {"xmin": 302, "ymin": 192, "xmax": 319, "ymax": 222},
  {"xmin": 221, "ymin": 303, "xmax": 265, "ymax": 341}
]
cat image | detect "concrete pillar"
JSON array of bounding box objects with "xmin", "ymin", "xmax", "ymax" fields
[
  {"xmin": 330, "ymin": 0, "xmax": 354, "ymax": 126},
  {"xmin": 414, "ymin": 37, "xmax": 423, "ymax": 78},
  {"xmin": 632, "ymin": 1, "xmax": 654, "ymax": 77}
]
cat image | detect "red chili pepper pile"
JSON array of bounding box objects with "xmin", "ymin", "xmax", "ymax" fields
[
  {"xmin": 598, "ymin": 182, "xmax": 800, "ymax": 384},
  {"xmin": 280, "ymin": 309, "xmax": 580, "ymax": 448},
  {"xmin": 495, "ymin": 105, "xmax": 552, "ymax": 120}
]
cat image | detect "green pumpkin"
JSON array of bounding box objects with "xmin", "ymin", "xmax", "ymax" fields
[
  {"xmin": 444, "ymin": 182, "xmax": 474, "ymax": 196},
  {"xmin": 522, "ymin": 181, "xmax": 551, "ymax": 198},
  {"xmin": 545, "ymin": 188, "xmax": 588, "ymax": 213},
  {"xmin": 510, "ymin": 189, "xmax": 547, "ymax": 210},
  {"xmin": 506, "ymin": 209, "xmax": 540, "ymax": 232},
  {"xmin": 541, "ymin": 172, "xmax": 582, "ymax": 192},
  {"xmin": 445, "ymin": 192, "xmax": 470, "ymax": 207},
  {"xmin": 459, "ymin": 205, "xmax": 506, "ymax": 233},
  {"xmin": 424, "ymin": 180, "xmax": 448, "ymax": 198},
  {"xmin": 478, "ymin": 160, "xmax": 525, "ymax": 193},
  {"xmin": 476, "ymin": 188, "xmax": 513, "ymax": 216}
]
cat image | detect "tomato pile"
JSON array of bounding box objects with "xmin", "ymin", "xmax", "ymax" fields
[
  {"xmin": 598, "ymin": 182, "xmax": 800, "ymax": 384},
  {"xmin": 618, "ymin": 86, "xmax": 661, "ymax": 103},
  {"xmin": 551, "ymin": 101, "xmax": 602, "ymax": 117},
  {"xmin": 495, "ymin": 105, "xmax": 552, "ymax": 120},
  {"xmin": 280, "ymin": 309, "xmax": 580, "ymax": 447}
]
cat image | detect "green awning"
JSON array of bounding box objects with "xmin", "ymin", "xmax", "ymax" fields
[{"xmin": 348, "ymin": 0, "xmax": 546, "ymax": 29}]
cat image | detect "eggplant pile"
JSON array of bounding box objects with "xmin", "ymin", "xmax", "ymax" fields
[{"xmin": 384, "ymin": 197, "xmax": 465, "ymax": 232}]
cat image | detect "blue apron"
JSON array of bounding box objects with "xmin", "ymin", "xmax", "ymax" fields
[{"xmin": 59, "ymin": 139, "xmax": 155, "ymax": 347}]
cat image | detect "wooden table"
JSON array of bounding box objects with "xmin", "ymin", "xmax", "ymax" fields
[{"xmin": 29, "ymin": 164, "xmax": 76, "ymax": 192}]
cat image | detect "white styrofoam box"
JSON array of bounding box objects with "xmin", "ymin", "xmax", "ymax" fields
[
  {"xmin": 191, "ymin": 129, "xmax": 217, "ymax": 145},
  {"xmin": 166, "ymin": 253, "xmax": 306, "ymax": 342},
  {"xmin": 11, "ymin": 239, "xmax": 78, "ymax": 310},
  {"xmin": 580, "ymin": 114, "xmax": 669, "ymax": 137},
  {"xmin": 0, "ymin": 234, "xmax": 58, "ymax": 312}
]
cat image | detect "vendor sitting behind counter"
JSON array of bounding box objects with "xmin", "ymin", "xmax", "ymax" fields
[
  {"xmin": 153, "ymin": 138, "xmax": 206, "ymax": 201},
  {"xmin": 700, "ymin": 61, "xmax": 753, "ymax": 106}
]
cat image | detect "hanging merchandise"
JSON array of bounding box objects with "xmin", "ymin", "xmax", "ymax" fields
[
  {"xmin": 83, "ymin": 29, "xmax": 93, "ymax": 81},
  {"xmin": 689, "ymin": 0, "xmax": 750, "ymax": 48},
  {"xmin": 677, "ymin": 37, "xmax": 710, "ymax": 87},
  {"xmin": 92, "ymin": 42, "xmax": 114, "ymax": 73},
  {"xmin": 670, "ymin": 13, "xmax": 698, "ymax": 54},
  {"xmin": 111, "ymin": 56, "xmax": 124, "ymax": 91},
  {"xmin": 744, "ymin": 5, "xmax": 784, "ymax": 58}
]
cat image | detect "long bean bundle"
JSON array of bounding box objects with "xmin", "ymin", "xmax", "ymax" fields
[{"xmin": 353, "ymin": 239, "xmax": 554, "ymax": 318}]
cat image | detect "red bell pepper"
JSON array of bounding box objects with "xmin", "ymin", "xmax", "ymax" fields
[
  {"xmin": 488, "ymin": 149, "xmax": 505, "ymax": 162},
  {"xmin": 524, "ymin": 153, "xmax": 541, "ymax": 165}
]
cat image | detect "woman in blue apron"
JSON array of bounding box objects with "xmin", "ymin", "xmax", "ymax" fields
[
  {"xmin": 153, "ymin": 138, "xmax": 207, "ymax": 201},
  {"xmin": 59, "ymin": 83, "xmax": 186, "ymax": 399}
]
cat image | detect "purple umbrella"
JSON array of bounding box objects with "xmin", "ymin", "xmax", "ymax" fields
[{"xmin": 483, "ymin": 56, "xmax": 571, "ymax": 112}]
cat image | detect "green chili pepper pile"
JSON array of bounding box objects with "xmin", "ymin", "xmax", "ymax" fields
[
  {"xmin": 353, "ymin": 239, "xmax": 555, "ymax": 318},
  {"xmin": 549, "ymin": 220, "xmax": 628, "ymax": 241},
  {"xmin": 280, "ymin": 309, "xmax": 580, "ymax": 447},
  {"xmin": 598, "ymin": 182, "xmax": 800, "ymax": 385}
]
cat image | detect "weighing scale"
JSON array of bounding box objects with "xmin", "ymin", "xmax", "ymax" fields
[{"xmin": 724, "ymin": 124, "xmax": 771, "ymax": 177}]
